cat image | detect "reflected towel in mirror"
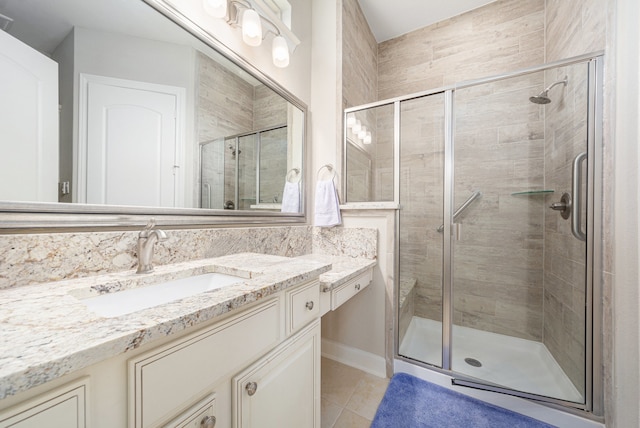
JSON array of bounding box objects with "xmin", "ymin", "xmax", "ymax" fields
[
  {"xmin": 314, "ymin": 180, "xmax": 341, "ymax": 227},
  {"xmin": 281, "ymin": 181, "xmax": 300, "ymax": 213}
]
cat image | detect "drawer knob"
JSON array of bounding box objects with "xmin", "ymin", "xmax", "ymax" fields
[
  {"xmin": 246, "ymin": 381, "xmax": 258, "ymax": 396},
  {"xmin": 200, "ymin": 415, "xmax": 216, "ymax": 428},
  {"xmin": 305, "ymin": 301, "xmax": 314, "ymax": 310},
  {"xmin": 355, "ymin": 283, "xmax": 361, "ymax": 291}
]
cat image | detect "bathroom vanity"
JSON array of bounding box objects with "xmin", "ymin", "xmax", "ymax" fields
[{"xmin": 0, "ymin": 253, "xmax": 375, "ymax": 428}]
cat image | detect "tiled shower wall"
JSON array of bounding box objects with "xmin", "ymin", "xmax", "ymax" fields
[
  {"xmin": 377, "ymin": 0, "xmax": 545, "ymax": 100},
  {"xmin": 378, "ymin": 0, "xmax": 547, "ymax": 339}
]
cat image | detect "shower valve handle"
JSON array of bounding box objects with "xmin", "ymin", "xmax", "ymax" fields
[{"xmin": 549, "ymin": 192, "xmax": 572, "ymax": 220}]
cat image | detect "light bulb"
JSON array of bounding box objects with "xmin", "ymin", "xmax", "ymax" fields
[
  {"xmin": 346, "ymin": 113, "xmax": 356, "ymax": 128},
  {"xmin": 352, "ymin": 120, "xmax": 362, "ymax": 134},
  {"xmin": 242, "ymin": 9, "xmax": 262, "ymax": 46},
  {"xmin": 358, "ymin": 126, "xmax": 367, "ymax": 140},
  {"xmin": 202, "ymin": 0, "xmax": 227, "ymax": 18},
  {"xmin": 364, "ymin": 132, "xmax": 372, "ymax": 144},
  {"xmin": 272, "ymin": 35, "xmax": 290, "ymax": 68}
]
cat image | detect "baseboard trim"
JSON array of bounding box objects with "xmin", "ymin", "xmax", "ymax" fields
[{"xmin": 321, "ymin": 338, "xmax": 387, "ymax": 378}]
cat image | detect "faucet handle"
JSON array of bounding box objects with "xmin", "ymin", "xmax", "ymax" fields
[{"xmin": 139, "ymin": 218, "xmax": 157, "ymax": 238}]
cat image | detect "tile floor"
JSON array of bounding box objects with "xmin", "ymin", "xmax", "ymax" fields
[{"xmin": 321, "ymin": 357, "xmax": 390, "ymax": 428}]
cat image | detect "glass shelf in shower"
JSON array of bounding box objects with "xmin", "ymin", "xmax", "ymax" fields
[{"xmin": 510, "ymin": 190, "xmax": 555, "ymax": 196}]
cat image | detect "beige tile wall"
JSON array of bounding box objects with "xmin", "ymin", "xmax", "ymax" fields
[
  {"xmin": 377, "ymin": 0, "xmax": 545, "ymax": 100},
  {"xmin": 342, "ymin": 0, "xmax": 377, "ymax": 109},
  {"xmin": 382, "ymin": 0, "xmax": 547, "ymax": 340}
]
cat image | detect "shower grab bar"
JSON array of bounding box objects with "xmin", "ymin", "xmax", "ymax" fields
[
  {"xmin": 437, "ymin": 190, "xmax": 482, "ymax": 233},
  {"xmin": 571, "ymin": 152, "xmax": 587, "ymax": 241}
]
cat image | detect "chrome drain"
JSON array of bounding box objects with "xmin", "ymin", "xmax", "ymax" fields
[{"xmin": 465, "ymin": 357, "xmax": 482, "ymax": 367}]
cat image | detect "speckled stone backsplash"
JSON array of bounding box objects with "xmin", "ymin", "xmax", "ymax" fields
[
  {"xmin": 312, "ymin": 227, "xmax": 377, "ymax": 259},
  {"xmin": 0, "ymin": 226, "xmax": 312, "ymax": 289}
]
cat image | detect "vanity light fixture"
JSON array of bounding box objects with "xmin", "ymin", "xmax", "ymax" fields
[
  {"xmin": 364, "ymin": 132, "xmax": 372, "ymax": 144},
  {"xmin": 272, "ymin": 35, "xmax": 289, "ymax": 67},
  {"xmin": 202, "ymin": 0, "xmax": 227, "ymax": 18},
  {"xmin": 358, "ymin": 126, "xmax": 367, "ymax": 140},
  {"xmin": 346, "ymin": 113, "xmax": 356, "ymax": 128},
  {"xmin": 352, "ymin": 120, "xmax": 362, "ymax": 134},
  {"xmin": 242, "ymin": 8, "xmax": 262, "ymax": 46},
  {"xmin": 203, "ymin": 0, "xmax": 299, "ymax": 68}
]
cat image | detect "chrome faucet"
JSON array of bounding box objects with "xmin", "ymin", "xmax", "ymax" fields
[{"xmin": 136, "ymin": 219, "xmax": 167, "ymax": 274}]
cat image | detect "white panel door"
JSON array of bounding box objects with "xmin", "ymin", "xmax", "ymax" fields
[
  {"xmin": 81, "ymin": 75, "xmax": 184, "ymax": 207},
  {"xmin": 0, "ymin": 30, "xmax": 58, "ymax": 202}
]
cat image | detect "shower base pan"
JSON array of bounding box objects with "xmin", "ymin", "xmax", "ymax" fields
[{"xmin": 399, "ymin": 316, "xmax": 583, "ymax": 403}]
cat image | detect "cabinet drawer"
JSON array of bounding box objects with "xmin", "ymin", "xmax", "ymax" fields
[
  {"xmin": 165, "ymin": 394, "xmax": 216, "ymax": 428},
  {"xmin": 0, "ymin": 378, "xmax": 88, "ymax": 428},
  {"xmin": 287, "ymin": 280, "xmax": 320, "ymax": 334},
  {"xmin": 129, "ymin": 298, "xmax": 280, "ymax": 428},
  {"xmin": 331, "ymin": 269, "xmax": 372, "ymax": 310}
]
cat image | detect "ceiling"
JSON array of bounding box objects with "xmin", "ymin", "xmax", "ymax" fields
[{"xmin": 358, "ymin": 0, "xmax": 498, "ymax": 42}]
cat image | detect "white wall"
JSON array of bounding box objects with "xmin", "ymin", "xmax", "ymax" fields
[
  {"xmin": 54, "ymin": 27, "xmax": 197, "ymax": 206},
  {"xmin": 321, "ymin": 211, "xmax": 395, "ymax": 377},
  {"xmin": 613, "ymin": 0, "xmax": 640, "ymax": 426}
]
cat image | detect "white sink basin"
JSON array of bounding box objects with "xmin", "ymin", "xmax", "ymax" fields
[{"xmin": 79, "ymin": 272, "xmax": 245, "ymax": 318}]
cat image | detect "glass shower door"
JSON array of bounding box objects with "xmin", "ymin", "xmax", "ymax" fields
[
  {"xmin": 450, "ymin": 63, "xmax": 590, "ymax": 403},
  {"xmin": 398, "ymin": 93, "xmax": 446, "ymax": 368}
]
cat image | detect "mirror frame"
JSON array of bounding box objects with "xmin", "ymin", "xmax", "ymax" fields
[{"xmin": 0, "ymin": 0, "xmax": 307, "ymax": 232}]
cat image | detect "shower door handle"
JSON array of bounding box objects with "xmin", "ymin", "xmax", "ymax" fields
[{"xmin": 571, "ymin": 152, "xmax": 587, "ymax": 241}]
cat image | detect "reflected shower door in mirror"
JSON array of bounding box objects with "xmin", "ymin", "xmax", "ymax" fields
[
  {"xmin": 0, "ymin": 0, "xmax": 304, "ymax": 213},
  {"xmin": 200, "ymin": 125, "xmax": 290, "ymax": 211},
  {"xmin": 344, "ymin": 103, "xmax": 394, "ymax": 203}
]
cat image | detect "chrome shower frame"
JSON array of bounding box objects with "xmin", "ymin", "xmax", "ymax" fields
[{"xmin": 343, "ymin": 51, "xmax": 604, "ymax": 418}]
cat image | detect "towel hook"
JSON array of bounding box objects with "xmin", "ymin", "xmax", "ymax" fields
[
  {"xmin": 317, "ymin": 164, "xmax": 337, "ymax": 182},
  {"xmin": 286, "ymin": 168, "xmax": 301, "ymax": 183}
]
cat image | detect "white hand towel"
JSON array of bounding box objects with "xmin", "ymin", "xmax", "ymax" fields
[
  {"xmin": 314, "ymin": 179, "xmax": 342, "ymax": 227},
  {"xmin": 281, "ymin": 181, "xmax": 300, "ymax": 213}
]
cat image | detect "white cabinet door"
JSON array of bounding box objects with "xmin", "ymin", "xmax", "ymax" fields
[
  {"xmin": 0, "ymin": 378, "xmax": 87, "ymax": 428},
  {"xmin": 233, "ymin": 320, "xmax": 320, "ymax": 428},
  {"xmin": 0, "ymin": 29, "xmax": 58, "ymax": 202}
]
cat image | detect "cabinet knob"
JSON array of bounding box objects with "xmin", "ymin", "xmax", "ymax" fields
[
  {"xmin": 246, "ymin": 381, "xmax": 258, "ymax": 396},
  {"xmin": 305, "ymin": 301, "xmax": 314, "ymax": 310},
  {"xmin": 355, "ymin": 283, "xmax": 361, "ymax": 291},
  {"xmin": 200, "ymin": 415, "xmax": 216, "ymax": 428}
]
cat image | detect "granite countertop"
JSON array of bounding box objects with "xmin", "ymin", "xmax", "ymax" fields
[
  {"xmin": 0, "ymin": 253, "xmax": 333, "ymax": 400},
  {"xmin": 298, "ymin": 254, "xmax": 377, "ymax": 291}
]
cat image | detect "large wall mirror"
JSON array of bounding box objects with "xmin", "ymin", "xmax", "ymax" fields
[{"xmin": 0, "ymin": 0, "xmax": 305, "ymax": 229}]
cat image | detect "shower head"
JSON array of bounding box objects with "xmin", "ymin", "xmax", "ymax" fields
[
  {"xmin": 529, "ymin": 76, "xmax": 568, "ymax": 105},
  {"xmin": 529, "ymin": 94, "xmax": 551, "ymax": 104}
]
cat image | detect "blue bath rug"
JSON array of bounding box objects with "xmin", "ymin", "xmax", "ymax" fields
[{"xmin": 371, "ymin": 373, "xmax": 556, "ymax": 428}]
